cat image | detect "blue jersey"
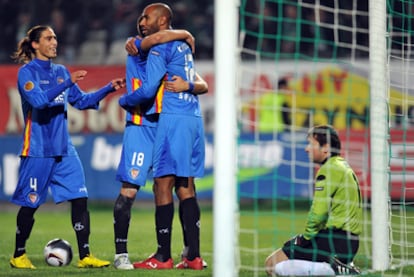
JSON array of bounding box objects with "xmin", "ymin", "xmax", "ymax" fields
[
  {"xmin": 116, "ymin": 39, "xmax": 168, "ymax": 186},
  {"xmin": 120, "ymin": 40, "xmax": 202, "ymax": 117},
  {"xmin": 17, "ymin": 58, "xmax": 114, "ymax": 157},
  {"xmin": 119, "ymin": 40, "xmax": 205, "ymax": 178},
  {"xmin": 124, "ymin": 39, "xmax": 164, "ymax": 126}
]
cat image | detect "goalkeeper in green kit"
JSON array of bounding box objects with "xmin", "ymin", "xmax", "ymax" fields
[{"xmin": 265, "ymin": 125, "xmax": 362, "ymax": 276}]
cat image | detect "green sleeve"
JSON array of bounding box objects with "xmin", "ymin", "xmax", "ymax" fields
[{"xmin": 303, "ymin": 170, "xmax": 332, "ymax": 239}]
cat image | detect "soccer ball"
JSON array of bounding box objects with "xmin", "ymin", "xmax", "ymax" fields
[{"xmin": 44, "ymin": 238, "xmax": 73, "ymax": 266}]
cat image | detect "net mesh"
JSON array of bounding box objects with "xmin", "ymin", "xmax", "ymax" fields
[{"xmin": 236, "ymin": 0, "xmax": 414, "ymax": 275}]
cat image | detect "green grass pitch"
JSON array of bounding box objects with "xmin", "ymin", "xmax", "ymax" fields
[{"xmin": 0, "ymin": 201, "xmax": 413, "ymax": 276}]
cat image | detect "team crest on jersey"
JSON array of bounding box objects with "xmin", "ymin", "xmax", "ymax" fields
[
  {"xmin": 27, "ymin": 192, "xmax": 39, "ymax": 204},
  {"xmin": 57, "ymin": 77, "xmax": 64, "ymax": 84},
  {"xmin": 130, "ymin": 168, "xmax": 140, "ymax": 179},
  {"xmin": 24, "ymin": 81, "xmax": 34, "ymax": 91}
]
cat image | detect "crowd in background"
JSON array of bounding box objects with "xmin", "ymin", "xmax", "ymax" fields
[
  {"xmin": 240, "ymin": 0, "xmax": 370, "ymax": 60},
  {"xmin": 0, "ymin": 0, "xmax": 411, "ymax": 65},
  {"xmin": 0, "ymin": 0, "xmax": 214, "ymax": 64}
]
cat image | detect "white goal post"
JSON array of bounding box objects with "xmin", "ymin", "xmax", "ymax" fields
[
  {"xmin": 213, "ymin": 0, "xmax": 239, "ymax": 277},
  {"xmin": 369, "ymin": 0, "xmax": 390, "ymax": 271}
]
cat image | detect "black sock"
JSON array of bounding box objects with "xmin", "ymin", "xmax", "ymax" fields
[
  {"xmin": 181, "ymin": 197, "xmax": 200, "ymax": 260},
  {"xmin": 113, "ymin": 194, "xmax": 134, "ymax": 254},
  {"xmin": 71, "ymin": 198, "xmax": 90, "ymax": 259},
  {"xmin": 14, "ymin": 207, "xmax": 37, "ymax": 257},
  {"xmin": 179, "ymin": 200, "xmax": 187, "ymax": 248},
  {"xmin": 154, "ymin": 202, "xmax": 174, "ymax": 262}
]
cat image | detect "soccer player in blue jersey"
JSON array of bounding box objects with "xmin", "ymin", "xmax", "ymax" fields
[
  {"xmin": 264, "ymin": 125, "xmax": 362, "ymax": 276},
  {"xmin": 119, "ymin": 3, "xmax": 207, "ymax": 270},
  {"xmin": 113, "ymin": 19, "xmax": 207, "ymax": 269},
  {"xmin": 9, "ymin": 25, "xmax": 125, "ymax": 269}
]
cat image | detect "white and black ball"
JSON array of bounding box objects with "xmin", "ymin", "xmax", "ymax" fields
[{"xmin": 44, "ymin": 238, "xmax": 73, "ymax": 266}]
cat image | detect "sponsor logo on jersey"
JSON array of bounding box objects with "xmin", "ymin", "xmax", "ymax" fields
[
  {"xmin": 54, "ymin": 92, "xmax": 65, "ymax": 103},
  {"xmin": 130, "ymin": 168, "xmax": 140, "ymax": 179},
  {"xmin": 57, "ymin": 77, "xmax": 64, "ymax": 84},
  {"xmin": 24, "ymin": 81, "xmax": 34, "ymax": 91},
  {"xmin": 150, "ymin": 50, "xmax": 160, "ymax": 56}
]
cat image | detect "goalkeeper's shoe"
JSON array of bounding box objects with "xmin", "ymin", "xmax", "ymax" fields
[
  {"xmin": 133, "ymin": 254, "xmax": 173, "ymax": 269},
  {"xmin": 330, "ymin": 256, "xmax": 361, "ymax": 275},
  {"xmin": 175, "ymin": 257, "xmax": 205, "ymax": 270},
  {"xmin": 77, "ymin": 254, "xmax": 110, "ymax": 268},
  {"xmin": 180, "ymin": 247, "xmax": 208, "ymax": 268},
  {"xmin": 10, "ymin": 253, "xmax": 36, "ymax": 269}
]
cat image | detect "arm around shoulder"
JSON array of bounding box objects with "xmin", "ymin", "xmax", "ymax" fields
[{"xmin": 141, "ymin": 29, "xmax": 195, "ymax": 52}]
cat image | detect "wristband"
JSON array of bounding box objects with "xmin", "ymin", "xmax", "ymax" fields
[{"xmin": 188, "ymin": 82, "xmax": 194, "ymax": 92}]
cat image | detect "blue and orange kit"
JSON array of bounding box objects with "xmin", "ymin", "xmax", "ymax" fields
[
  {"xmin": 124, "ymin": 38, "xmax": 163, "ymax": 127},
  {"xmin": 119, "ymin": 40, "xmax": 202, "ymax": 117},
  {"xmin": 17, "ymin": 58, "xmax": 114, "ymax": 157}
]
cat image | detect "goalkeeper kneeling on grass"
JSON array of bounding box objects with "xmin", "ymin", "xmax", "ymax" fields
[{"xmin": 265, "ymin": 125, "xmax": 362, "ymax": 276}]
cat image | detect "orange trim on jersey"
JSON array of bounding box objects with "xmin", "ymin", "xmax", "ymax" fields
[
  {"xmin": 132, "ymin": 77, "xmax": 142, "ymax": 91},
  {"xmin": 21, "ymin": 110, "xmax": 32, "ymax": 156},
  {"xmin": 129, "ymin": 76, "xmax": 165, "ymax": 124},
  {"xmin": 131, "ymin": 78, "xmax": 143, "ymax": 125},
  {"xmin": 154, "ymin": 75, "xmax": 167, "ymax": 113}
]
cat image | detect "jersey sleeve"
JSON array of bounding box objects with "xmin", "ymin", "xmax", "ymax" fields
[
  {"xmin": 303, "ymin": 172, "xmax": 332, "ymax": 239},
  {"xmin": 135, "ymin": 38, "xmax": 149, "ymax": 59},
  {"xmin": 18, "ymin": 66, "xmax": 73, "ymax": 109},
  {"xmin": 121, "ymin": 45, "xmax": 167, "ymax": 106},
  {"xmin": 68, "ymin": 82, "xmax": 114, "ymax": 110}
]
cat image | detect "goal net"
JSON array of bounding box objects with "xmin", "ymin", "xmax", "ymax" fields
[{"xmin": 233, "ymin": 0, "xmax": 414, "ymax": 275}]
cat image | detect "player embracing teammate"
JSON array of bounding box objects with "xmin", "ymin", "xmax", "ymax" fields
[{"xmin": 115, "ymin": 2, "xmax": 208, "ymax": 271}]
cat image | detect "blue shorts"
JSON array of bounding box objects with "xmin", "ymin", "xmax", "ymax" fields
[
  {"xmin": 116, "ymin": 123, "xmax": 156, "ymax": 186},
  {"xmin": 11, "ymin": 156, "xmax": 88, "ymax": 208},
  {"xmin": 153, "ymin": 113, "xmax": 205, "ymax": 178}
]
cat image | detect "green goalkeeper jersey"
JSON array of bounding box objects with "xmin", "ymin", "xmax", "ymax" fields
[{"xmin": 303, "ymin": 155, "xmax": 362, "ymax": 240}]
